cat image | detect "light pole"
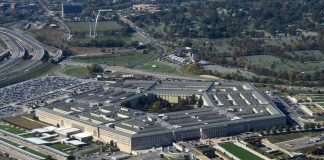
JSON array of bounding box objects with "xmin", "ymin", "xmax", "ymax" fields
[{"xmin": 90, "ymin": 9, "xmax": 112, "ymax": 37}]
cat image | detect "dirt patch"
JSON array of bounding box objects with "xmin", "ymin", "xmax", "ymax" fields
[
  {"xmin": 31, "ymin": 28, "xmax": 65, "ymax": 48},
  {"xmin": 70, "ymin": 47, "xmax": 138, "ymax": 55}
]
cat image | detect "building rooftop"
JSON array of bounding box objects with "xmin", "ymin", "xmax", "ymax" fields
[{"xmin": 37, "ymin": 79, "xmax": 284, "ymax": 138}]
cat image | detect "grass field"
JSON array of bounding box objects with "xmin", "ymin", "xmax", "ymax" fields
[
  {"xmin": 67, "ymin": 21, "xmax": 124, "ymax": 33},
  {"xmin": 73, "ymin": 52, "xmax": 156, "ymax": 67},
  {"xmin": 136, "ymin": 61, "xmax": 178, "ymax": 75},
  {"xmin": 63, "ymin": 65, "xmax": 90, "ymax": 78},
  {"xmin": 3, "ymin": 116, "xmax": 47, "ymax": 130},
  {"xmin": 0, "ymin": 124, "xmax": 25, "ymax": 134},
  {"xmin": 220, "ymin": 142, "xmax": 263, "ymax": 160}
]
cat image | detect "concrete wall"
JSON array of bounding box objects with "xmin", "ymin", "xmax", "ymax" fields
[{"xmin": 99, "ymin": 127, "xmax": 132, "ymax": 153}]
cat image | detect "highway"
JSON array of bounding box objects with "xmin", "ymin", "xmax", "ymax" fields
[{"xmin": 0, "ymin": 28, "xmax": 47, "ymax": 84}]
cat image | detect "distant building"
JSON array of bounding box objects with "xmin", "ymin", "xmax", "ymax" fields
[
  {"xmin": 35, "ymin": 80, "xmax": 286, "ymax": 153},
  {"xmin": 191, "ymin": 53, "xmax": 200, "ymax": 63},
  {"xmin": 132, "ymin": 4, "xmax": 159, "ymax": 13},
  {"xmin": 61, "ymin": 3, "xmax": 82, "ymax": 18}
]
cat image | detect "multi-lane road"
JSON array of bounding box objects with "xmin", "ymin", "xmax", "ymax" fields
[{"xmin": 0, "ymin": 28, "xmax": 47, "ymax": 85}]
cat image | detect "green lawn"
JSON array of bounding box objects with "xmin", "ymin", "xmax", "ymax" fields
[
  {"xmin": 63, "ymin": 65, "xmax": 90, "ymax": 78},
  {"xmin": 136, "ymin": 61, "xmax": 178, "ymax": 74},
  {"xmin": 0, "ymin": 125, "xmax": 25, "ymax": 134},
  {"xmin": 73, "ymin": 52, "xmax": 156, "ymax": 68},
  {"xmin": 20, "ymin": 133, "xmax": 35, "ymax": 138},
  {"xmin": 220, "ymin": 143, "xmax": 263, "ymax": 160},
  {"xmin": 67, "ymin": 21, "xmax": 124, "ymax": 33},
  {"xmin": 48, "ymin": 143, "xmax": 72, "ymax": 151}
]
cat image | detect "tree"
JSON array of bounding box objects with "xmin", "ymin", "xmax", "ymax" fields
[
  {"xmin": 183, "ymin": 39, "xmax": 192, "ymax": 47},
  {"xmin": 110, "ymin": 140, "xmax": 114, "ymax": 147},
  {"xmin": 190, "ymin": 94, "xmax": 196, "ymax": 105},
  {"xmin": 316, "ymin": 123, "xmax": 321, "ymax": 129},
  {"xmin": 22, "ymin": 49, "xmax": 32, "ymax": 60},
  {"xmin": 197, "ymin": 96, "xmax": 203, "ymax": 108},
  {"xmin": 310, "ymin": 123, "xmax": 316, "ymax": 130},
  {"xmin": 285, "ymin": 126, "xmax": 291, "ymax": 133},
  {"xmin": 150, "ymin": 101, "xmax": 162, "ymax": 113},
  {"xmin": 271, "ymin": 126, "xmax": 277, "ymax": 134},
  {"xmin": 87, "ymin": 64, "xmax": 104, "ymax": 74}
]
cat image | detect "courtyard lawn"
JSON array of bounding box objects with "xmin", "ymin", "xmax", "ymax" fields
[
  {"xmin": 220, "ymin": 142, "xmax": 263, "ymax": 160},
  {"xmin": 48, "ymin": 143, "xmax": 72, "ymax": 151},
  {"xmin": 20, "ymin": 133, "xmax": 35, "ymax": 138}
]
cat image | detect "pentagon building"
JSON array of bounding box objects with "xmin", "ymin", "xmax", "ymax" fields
[{"xmin": 36, "ymin": 80, "xmax": 286, "ymax": 153}]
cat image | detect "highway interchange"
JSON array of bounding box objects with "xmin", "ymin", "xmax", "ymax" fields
[{"xmin": 0, "ymin": 27, "xmax": 63, "ymax": 86}]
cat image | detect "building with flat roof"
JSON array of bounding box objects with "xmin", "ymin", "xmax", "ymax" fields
[{"xmin": 36, "ymin": 80, "xmax": 286, "ymax": 153}]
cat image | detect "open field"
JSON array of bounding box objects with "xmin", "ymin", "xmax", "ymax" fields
[
  {"xmin": 3, "ymin": 116, "xmax": 47, "ymax": 130},
  {"xmin": 204, "ymin": 65, "xmax": 257, "ymax": 78},
  {"xmin": 135, "ymin": 60, "xmax": 178, "ymax": 74},
  {"xmin": 63, "ymin": 65, "xmax": 90, "ymax": 78},
  {"xmin": 70, "ymin": 47, "xmax": 137, "ymax": 55},
  {"xmin": 243, "ymin": 55, "xmax": 324, "ymax": 73},
  {"xmin": 72, "ymin": 51, "xmax": 157, "ymax": 67},
  {"xmin": 220, "ymin": 142, "xmax": 263, "ymax": 160},
  {"xmin": 22, "ymin": 28, "xmax": 65, "ymax": 48},
  {"xmin": 67, "ymin": 21, "xmax": 124, "ymax": 33}
]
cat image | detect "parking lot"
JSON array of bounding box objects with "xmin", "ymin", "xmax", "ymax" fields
[{"xmin": 0, "ymin": 76, "xmax": 104, "ymax": 118}]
